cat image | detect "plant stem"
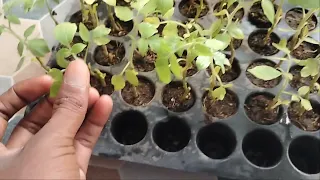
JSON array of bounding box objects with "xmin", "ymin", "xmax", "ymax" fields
[
  {"xmin": 194, "ymin": 0, "xmax": 204, "ymax": 21},
  {"xmin": 304, "ymin": 72, "xmax": 320, "ymax": 99},
  {"xmin": 290, "ymin": 9, "xmax": 318, "ymax": 50},
  {"xmin": 107, "ymin": 5, "xmax": 122, "ymax": 31},
  {"xmin": 5, "ymin": 26, "xmax": 49, "ymax": 72},
  {"xmin": 45, "ymin": 0, "xmax": 58, "ymax": 25},
  {"xmin": 80, "ymin": 0, "xmax": 86, "ymax": 22},
  {"xmin": 88, "ymin": 6, "xmax": 97, "ymax": 27},
  {"xmin": 263, "ymin": 0, "xmax": 284, "ymax": 44},
  {"xmin": 94, "ymin": 69, "xmax": 107, "ymax": 87},
  {"xmin": 84, "ymin": 42, "xmax": 90, "ymax": 63},
  {"xmin": 229, "ymin": 38, "xmax": 235, "ymax": 66}
]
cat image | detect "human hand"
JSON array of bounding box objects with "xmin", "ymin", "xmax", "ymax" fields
[{"xmin": 0, "ymin": 60, "xmax": 113, "ymax": 179}]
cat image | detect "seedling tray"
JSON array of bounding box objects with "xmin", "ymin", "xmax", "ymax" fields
[{"xmin": 27, "ymin": 0, "xmax": 320, "ymax": 179}]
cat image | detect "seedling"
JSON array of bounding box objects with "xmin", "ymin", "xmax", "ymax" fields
[{"xmin": 261, "ymin": 0, "xmax": 284, "ymax": 45}]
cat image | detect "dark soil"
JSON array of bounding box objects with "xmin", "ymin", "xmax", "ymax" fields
[
  {"xmin": 203, "ymin": 90, "xmax": 238, "ymax": 119},
  {"xmin": 90, "ymin": 73, "xmax": 114, "ymax": 95},
  {"xmin": 105, "ymin": 15, "xmax": 133, "ymax": 37},
  {"xmin": 245, "ymin": 93, "xmax": 281, "ymax": 125},
  {"xmin": 179, "ymin": 60, "xmax": 198, "ymax": 77},
  {"xmin": 288, "ymin": 102, "xmax": 320, "ymax": 131},
  {"xmin": 248, "ymin": 30, "xmax": 280, "ymax": 56},
  {"xmin": 226, "ymin": 39, "xmax": 242, "ymax": 51},
  {"xmin": 162, "ymin": 81, "xmax": 195, "ymax": 112},
  {"xmin": 179, "ymin": 0, "xmax": 209, "ymax": 18},
  {"xmin": 57, "ymin": 36, "xmax": 87, "ymax": 61},
  {"xmin": 248, "ymin": 2, "xmax": 277, "ymax": 28},
  {"xmin": 94, "ymin": 40, "xmax": 125, "ymax": 66},
  {"xmin": 289, "ymin": 66, "xmax": 319, "ymax": 93},
  {"xmin": 285, "ymin": 8, "xmax": 318, "ymax": 31},
  {"xmin": 69, "ymin": 11, "xmax": 95, "ymax": 31},
  {"xmin": 290, "ymin": 39, "xmax": 320, "ymax": 60},
  {"xmin": 133, "ymin": 49, "xmax": 157, "ymax": 72},
  {"xmin": 246, "ymin": 59, "xmax": 282, "ymax": 88},
  {"xmin": 207, "ymin": 55, "xmax": 241, "ymax": 83},
  {"xmin": 213, "ymin": 1, "xmax": 245, "ymax": 21},
  {"xmin": 121, "ymin": 77, "xmax": 155, "ymax": 106},
  {"xmin": 116, "ymin": 0, "xmax": 130, "ymax": 6}
]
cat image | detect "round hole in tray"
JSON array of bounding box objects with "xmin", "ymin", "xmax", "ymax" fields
[
  {"xmin": 246, "ymin": 59, "xmax": 282, "ymax": 88},
  {"xmin": 197, "ymin": 123, "xmax": 236, "ymax": 159},
  {"xmin": 111, "ymin": 110, "xmax": 148, "ymax": 145},
  {"xmin": 93, "ymin": 40, "xmax": 125, "ymax": 66},
  {"xmin": 178, "ymin": 0, "xmax": 209, "ymax": 18},
  {"xmin": 153, "ymin": 116, "xmax": 191, "ymax": 152},
  {"xmin": 285, "ymin": 8, "xmax": 318, "ymax": 31},
  {"xmin": 289, "ymin": 136, "xmax": 320, "ymax": 174},
  {"xmin": 242, "ymin": 129, "xmax": 283, "ymax": 168},
  {"xmin": 248, "ymin": 29, "xmax": 280, "ymax": 56},
  {"xmin": 161, "ymin": 81, "xmax": 196, "ymax": 112},
  {"xmin": 244, "ymin": 92, "xmax": 283, "ymax": 125}
]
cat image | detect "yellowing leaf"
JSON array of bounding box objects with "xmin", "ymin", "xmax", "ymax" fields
[
  {"xmin": 125, "ymin": 69, "xmax": 139, "ymax": 86},
  {"xmin": 211, "ymin": 87, "xmax": 226, "ymax": 101},
  {"xmin": 301, "ymin": 98, "xmax": 313, "ymax": 111},
  {"xmin": 261, "ymin": 0, "xmax": 275, "ymax": 24},
  {"xmin": 112, "ymin": 75, "xmax": 126, "ymax": 90},
  {"xmin": 144, "ymin": 17, "xmax": 160, "ymax": 28},
  {"xmin": 248, "ymin": 65, "xmax": 282, "ymax": 81},
  {"xmin": 163, "ymin": 23, "xmax": 178, "ymax": 37}
]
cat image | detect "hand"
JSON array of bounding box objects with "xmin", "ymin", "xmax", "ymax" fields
[{"xmin": 0, "ymin": 60, "xmax": 113, "ymax": 179}]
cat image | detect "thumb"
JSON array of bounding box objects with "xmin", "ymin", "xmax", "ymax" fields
[{"xmin": 46, "ymin": 60, "xmax": 90, "ymax": 138}]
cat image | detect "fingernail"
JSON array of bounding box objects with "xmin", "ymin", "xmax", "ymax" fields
[{"xmin": 64, "ymin": 60, "xmax": 89, "ymax": 88}]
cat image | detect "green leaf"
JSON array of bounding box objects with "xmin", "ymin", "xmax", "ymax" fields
[
  {"xmin": 138, "ymin": 22, "xmax": 158, "ymax": 38},
  {"xmin": 48, "ymin": 68, "xmax": 64, "ymax": 98},
  {"xmin": 206, "ymin": 34, "xmax": 231, "ymax": 51},
  {"xmin": 112, "ymin": 75, "xmax": 126, "ymax": 91},
  {"xmin": 92, "ymin": 25, "xmax": 111, "ymax": 45},
  {"xmin": 79, "ymin": 23, "xmax": 90, "ymax": 42},
  {"xmin": 7, "ymin": 15, "xmax": 20, "ymax": 24},
  {"xmin": 163, "ymin": 23, "xmax": 178, "ymax": 37},
  {"xmin": 209, "ymin": 19, "xmax": 222, "ymax": 37},
  {"xmin": 157, "ymin": 0, "xmax": 174, "ymax": 15},
  {"xmin": 71, "ymin": 43, "xmax": 86, "ymax": 54},
  {"xmin": 27, "ymin": 39, "xmax": 50, "ymax": 57},
  {"xmin": 193, "ymin": 44, "xmax": 212, "ymax": 56},
  {"xmin": 103, "ymin": 0, "xmax": 116, "ymax": 6},
  {"xmin": 163, "ymin": 7, "xmax": 174, "ymax": 19},
  {"xmin": 156, "ymin": 56, "xmax": 171, "ymax": 84},
  {"xmin": 140, "ymin": 0, "xmax": 157, "ymax": 16},
  {"xmin": 301, "ymin": 98, "xmax": 313, "ymax": 111},
  {"xmin": 94, "ymin": 37, "xmax": 111, "ymax": 45},
  {"xmin": 137, "ymin": 38, "xmax": 149, "ymax": 56},
  {"xmin": 211, "ymin": 87, "xmax": 227, "ymax": 101},
  {"xmin": 114, "ymin": 6, "xmax": 133, "ymax": 21},
  {"xmin": 228, "ymin": 22, "xmax": 244, "ymax": 39},
  {"xmin": 301, "ymin": 59, "xmax": 319, "ymax": 77},
  {"xmin": 288, "ymin": 0, "xmax": 320, "ymax": 9},
  {"xmin": 23, "ymin": 0, "xmax": 33, "ymax": 12},
  {"xmin": 298, "ymin": 86, "xmax": 310, "ymax": 96},
  {"xmin": 17, "ymin": 41, "xmax": 24, "ymax": 56},
  {"xmin": 261, "ymin": 0, "xmax": 275, "ymax": 24},
  {"xmin": 56, "ymin": 48, "xmax": 71, "ymax": 68},
  {"xmin": 125, "ymin": 69, "xmax": 139, "ymax": 86},
  {"xmin": 272, "ymin": 39, "xmax": 290, "ymax": 54},
  {"xmin": 196, "ymin": 56, "xmax": 211, "ymax": 70},
  {"xmin": 24, "ymin": 24, "xmax": 36, "ymax": 38},
  {"xmin": 54, "ymin": 22, "xmax": 77, "ymax": 47},
  {"xmin": 131, "ymin": 0, "xmax": 149, "ymax": 10},
  {"xmin": 213, "ymin": 52, "xmax": 230, "ymax": 74},
  {"xmin": 169, "ymin": 55, "xmax": 182, "ymax": 79},
  {"xmin": 15, "ymin": 57, "xmax": 25, "ymax": 71},
  {"xmin": 248, "ymin": 65, "xmax": 282, "ymax": 81}
]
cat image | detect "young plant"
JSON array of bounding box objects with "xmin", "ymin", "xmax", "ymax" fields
[
  {"xmin": 261, "ymin": 0, "xmax": 284, "ymax": 44},
  {"xmin": 0, "ymin": 4, "xmax": 63, "ymax": 97},
  {"xmin": 110, "ymin": 0, "xmax": 176, "ymax": 98}
]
